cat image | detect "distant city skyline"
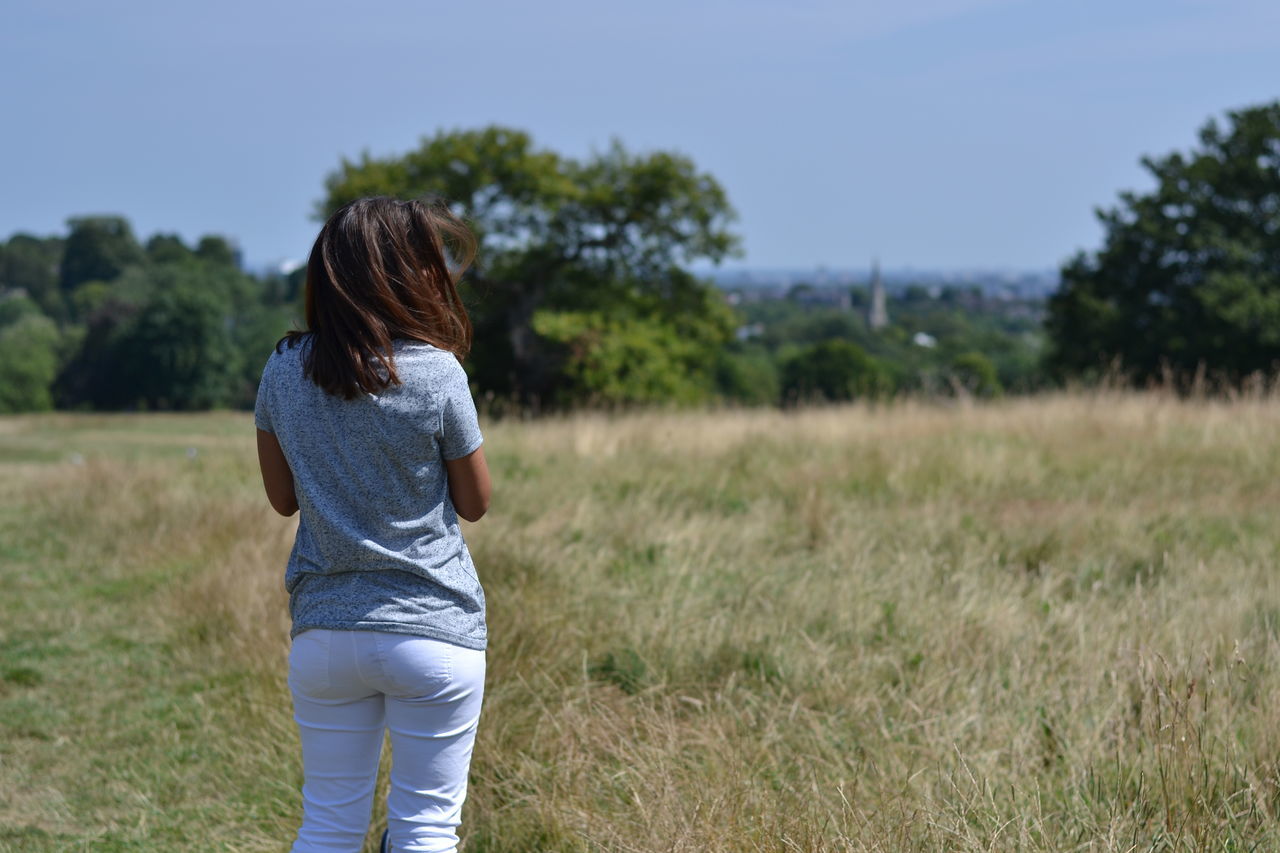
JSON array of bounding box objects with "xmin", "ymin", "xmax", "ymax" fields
[
  {"xmin": 3, "ymin": 0, "xmax": 1278, "ymax": 272},
  {"xmin": 704, "ymin": 263, "xmax": 1059, "ymax": 299}
]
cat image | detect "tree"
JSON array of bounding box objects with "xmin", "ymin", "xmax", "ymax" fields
[
  {"xmin": 1046, "ymin": 101, "xmax": 1280, "ymax": 383},
  {"xmin": 0, "ymin": 292, "xmax": 43, "ymax": 328},
  {"xmin": 0, "ymin": 233, "xmax": 66, "ymax": 320},
  {"xmin": 114, "ymin": 275, "xmax": 241, "ymax": 409},
  {"xmin": 0, "ymin": 308, "xmax": 60, "ymax": 412},
  {"xmin": 714, "ymin": 344, "xmax": 780, "ymax": 406},
  {"xmin": 948, "ymin": 351, "xmax": 1003, "ymax": 397},
  {"xmin": 319, "ymin": 126, "xmax": 740, "ymax": 404},
  {"xmin": 59, "ymin": 216, "xmax": 144, "ymax": 294},
  {"xmin": 195, "ymin": 235, "xmax": 240, "ymax": 268},
  {"xmin": 55, "ymin": 260, "xmax": 256, "ymax": 410},
  {"xmin": 780, "ymin": 339, "xmax": 893, "ymax": 404},
  {"xmin": 146, "ymin": 233, "xmax": 195, "ymax": 265}
]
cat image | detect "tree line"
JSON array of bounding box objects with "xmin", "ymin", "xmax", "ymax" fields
[
  {"xmin": 0, "ymin": 219, "xmax": 296, "ymax": 412},
  {"xmin": 2, "ymin": 102, "xmax": 1278, "ymax": 413}
]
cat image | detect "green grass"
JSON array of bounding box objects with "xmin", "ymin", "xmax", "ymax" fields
[
  {"xmin": 4, "ymin": 395, "xmax": 1280, "ymax": 850},
  {"xmin": 0, "ymin": 414, "xmax": 297, "ymax": 851}
]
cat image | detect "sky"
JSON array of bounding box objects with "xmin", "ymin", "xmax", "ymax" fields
[{"xmin": 2, "ymin": 0, "xmax": 1278, "ymax": 273}]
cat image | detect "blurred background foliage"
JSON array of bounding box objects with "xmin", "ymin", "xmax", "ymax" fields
[{"xmin": 2, "ymin": 102, "xmax": 1278, "ymax": 413}]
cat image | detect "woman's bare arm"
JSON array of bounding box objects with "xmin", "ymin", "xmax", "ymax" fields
[
  {"xmin": 445, "ymin": 446, "xmax": 491, "ymax": 522},
  {"xmin": 256, "ymin": 429, "xmax": 299, "ymax": 516}
]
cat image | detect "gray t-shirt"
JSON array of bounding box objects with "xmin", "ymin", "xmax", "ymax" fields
[{"xmin": 254, "ymin": 335, "xmax": 486, "ymax": 649}]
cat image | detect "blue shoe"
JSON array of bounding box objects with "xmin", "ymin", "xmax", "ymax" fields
[{"xmin": 380, "ymin": 828, "xmax": 389, "ymax": 853}]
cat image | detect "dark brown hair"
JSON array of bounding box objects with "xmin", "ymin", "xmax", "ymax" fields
[{"xmin": 280, "ymin": 196, "xmax": 476, "ymax": 399}]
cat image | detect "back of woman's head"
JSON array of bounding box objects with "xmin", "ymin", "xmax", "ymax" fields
[{"xmin": 283, "ymin": 196, "xmax": 477, "ymax": 399}]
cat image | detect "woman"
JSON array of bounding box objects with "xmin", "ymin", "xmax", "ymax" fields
[{"xmin": 254, "ymin": 197, "xmax": 492, "ymax": 853}]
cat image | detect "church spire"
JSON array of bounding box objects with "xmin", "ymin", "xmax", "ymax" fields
[{"xmin": 867, "ymin": 258, "xmax": 889, "ymax": 330}]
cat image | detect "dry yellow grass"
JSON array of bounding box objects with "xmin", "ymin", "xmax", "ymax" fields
[{"xmin": 3, "ymin": 394, "xmax": 1280, "ymax": 851}]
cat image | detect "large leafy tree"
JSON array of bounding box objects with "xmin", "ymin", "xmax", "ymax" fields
[
  {"xmin": 319, "ymin": 127, "xmax": 740, "ymax": 404},
  {"xmin": 1047, "ymin": 101, "xmax": 1280, "ymax": 383}
]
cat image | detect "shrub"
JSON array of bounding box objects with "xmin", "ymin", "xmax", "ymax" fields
[{"xmin": 780, "ymin": 339, "xmax": 893, "ymax": 404}]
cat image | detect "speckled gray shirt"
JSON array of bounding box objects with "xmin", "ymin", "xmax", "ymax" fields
[{"xmin": 254, "ymin": 336, "xmax": 486, "ymax": 650}]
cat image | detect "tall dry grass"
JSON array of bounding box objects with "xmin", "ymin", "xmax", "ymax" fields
[{"xmin": 4, "ymin": 394, "xmax": 1280, "ymax": 850}]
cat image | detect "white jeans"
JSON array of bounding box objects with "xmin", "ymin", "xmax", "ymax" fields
[{"xmin": 287, "ymin": 629, "xmax": 486, "ymax": 853}]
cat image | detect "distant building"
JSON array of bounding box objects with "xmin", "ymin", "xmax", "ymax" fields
[
  {"xmin": 786, "ymin": 283, "xmax": 853, "ymax": 309},
  {"xmin": 912, "ymin": 331, "xmax": 937, "ymax": 348},
  {"xmin": 868, "ymin": 259, "xmax": 889, "ymax": 330}
]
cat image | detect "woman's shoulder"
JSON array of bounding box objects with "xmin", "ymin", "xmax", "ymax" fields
[
  {"xmin": 393, "ymin": 338, "xmax": 451, "ymax": 356},
  {"xmin": 275, "ymin": 331, "xmax": 313, "ymax": 353},
  {"xmin": 393, "ymin": 341, "xmax": 465, "ymax": 370},
  {"xmin": 255, "ymin": 335, "xmax": 309, "ymax": 396},
  {"xmin": 388, "ymin": 343, "xmax": 468, "ymax": 396},
  {"xmin": 266, "ymin": 332, "xmax": 311, "ymax": 365}
]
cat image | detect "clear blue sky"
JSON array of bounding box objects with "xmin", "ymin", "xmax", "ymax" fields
[{"xmin": 3, "ymin": 0, "xmax": 1277, "ymax": 272}]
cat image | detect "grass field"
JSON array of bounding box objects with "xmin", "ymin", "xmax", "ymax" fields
[{"xmin": 3, "ymin": 394, "xmax": 1280, "ymax": 851}]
